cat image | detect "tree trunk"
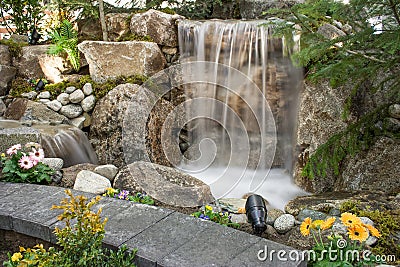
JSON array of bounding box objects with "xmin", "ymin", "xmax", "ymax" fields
[{"xmin": 99, "ymin": 0, "xmax": 108, "ymax": 41}]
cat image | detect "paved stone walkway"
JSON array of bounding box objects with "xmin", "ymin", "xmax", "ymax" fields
[{"xmin": 0, "ymin": 182, "xmax": 306, "ymax": 266}]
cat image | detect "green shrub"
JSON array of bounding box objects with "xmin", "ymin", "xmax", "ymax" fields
[{"xmin": 3, "ymin": 190, "xmax": 137, "ymax": 267}]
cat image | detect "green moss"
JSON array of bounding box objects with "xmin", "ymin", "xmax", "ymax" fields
[
  {"xmin": 42, "ymin": 74, "xmax": 148, "ymax": 101},
  {"xmin": 0, "ymin": 39, "xmax": 28, "ymax": 58},
  {"xmin": 340, "ymin": 201, "xmax": 400, "ymax": 264},
  {"xmin": 9, "ymin": 77, "xmax": 34, "ymax": 97},
  {"xmin": 117, "ymin": 33, "xmax": 154, "ymax": 42}
]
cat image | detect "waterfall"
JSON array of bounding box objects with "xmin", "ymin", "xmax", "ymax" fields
[{"xmin": 177, "ymin": 20, "xmax": 306, "ymax": 208}]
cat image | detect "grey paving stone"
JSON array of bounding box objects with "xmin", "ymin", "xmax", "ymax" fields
[
  {"xmin": 159, "ymin": 223, "xmax": 261, "ymax": 267},
  {"xmin": 0, "ymin": 182, "xmax": 25, "ymax": 199},
  {"xmin": 124, "ymin": 211, "xmax": 212, "ymax": 266},
  {"xmin": 101, "ymin": 199, "xmax": 174, "ymax": 248},
  {"xmin": 228, "ymin": 238, "xmax": 307, "ymax": 267}
]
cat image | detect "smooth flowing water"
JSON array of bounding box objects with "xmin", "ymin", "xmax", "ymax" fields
[{"xmin": 177, "ymin": 20, "xmax": 307, "ymax": 209}]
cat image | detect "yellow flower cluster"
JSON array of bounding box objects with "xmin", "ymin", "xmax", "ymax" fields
[
  {"xmin": 300, "ymin": 212, "xmax": 381, "ymax": 243},
  {"xmin": 340, "ymin": 212, "xmax": 381, "ymax": 242},
  {"xmin": 10, "ymin": 244, "xmax": 48, "ymax": 265},
  {"xmin": 300, "ymin": 216, "xmax": 336, "ymax": 236}
]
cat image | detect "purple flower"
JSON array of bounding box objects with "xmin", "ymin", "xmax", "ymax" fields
[
  {"xmin": 199, "ymin": 214, "xmax": 210, "ymax": 220},
  {"xmin": 118, "ymin": 190, "xmax": 130, "ymax": 200}
]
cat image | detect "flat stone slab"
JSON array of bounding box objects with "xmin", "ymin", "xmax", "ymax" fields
[{"xmin": 0, "ymin": 183, "xmax": 306, "ymax": 266}]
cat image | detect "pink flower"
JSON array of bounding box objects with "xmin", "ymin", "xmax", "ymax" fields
[
  {"xmin": 29, "ymin": 148, "xmax": 44, "ymax": 164},
  {"xmin": 6, "ymin": 144, "xmax": 22, "ymax": 156},
  {"xmin": 19, "ymin": 156, "xmax": 34, "ymax": 170}
]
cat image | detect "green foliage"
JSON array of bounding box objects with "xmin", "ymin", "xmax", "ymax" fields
[
  {"xmin": 48, "ymin": 20, "xmax": 80, "ymax": 72},
  {"xmin": 340, "ymin": 201, "xmax": 400, "ymax": 264},
  {"xmin": 3, "ymin": 190, "xmax": 137, "ymax": 267},
  {"xmin": 145, "ymin": 0, "xmax": 223, "ymax": 19},
  {"xmin": 267, "ymin": 0, "xmax": 400, "ymax": 101},
  {"xmin": 0, "ymin": 0, "xmax": 44, "ymax": 35},
  {"xmin": 0, "ymin": 39, "xmax": 28, "ymax": 58},
  {"xmin": 1, "ymin": 143, "xmax": 54, "ymax": 184},
  {"xmin": 267, "ymin": 0, "xmax": 400, "ymax": 179},
  {"xmin": 191, "ymin": 205, "xmax": 240, "ymax": 228},
  {"xmin": 103, "ymin": 188, "xmax": 155, "ymax": 205}
]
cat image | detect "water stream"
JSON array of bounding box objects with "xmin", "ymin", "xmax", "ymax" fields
[{"xmin": 177, "ymin": 20, "xmax": 307, "ymax": 209}]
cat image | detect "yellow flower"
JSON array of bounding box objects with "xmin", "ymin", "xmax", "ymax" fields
[
  {"xmin": 205, "ymin": 205, "xmax": 212, "ymax": 211},
  {"xmin": 300, "ymin": 217, "xmax": 312, "ymax": 236},
  {"xmin": 364, "ymin": 224, "xmax": 381, "ymax": 238},
  {"xmin": 1, "ymin": 153, "xmax": 5, "ymax": 158},
  {"xmin": 11, "ymin": 252, "xmax": 23, "ymax": 262},
  {"xmin": 237, "ymin": 207, "xmax": 246, "ymax": 214},
  {"xmin": 321, "ymin": 217, "xmax": 336, "ymax": 230},
  {"xmin": 19, "ymin": 246, "xmax": 26, "ymax": 252},
  {"xmin": 341, "ymin": 212, "xmax": 362, "ymax": 227},
  {"xmin": 311, "ymin": 219, "xmax": 324, "ymax": 230},
  {"xmin": 348, "ymin": 224, "xmax": 368, "ymax": 242}
]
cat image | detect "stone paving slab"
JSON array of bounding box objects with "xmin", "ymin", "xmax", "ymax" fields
[
  {"xmin": 228, "ymin": 238, "xmax": 307, "ymax": 266},
  {"xmin": 124, "ymin": 211, "xmax": 212, "ymax": 267},
  {"xmin": 0, "ymin": 182, "xmax": 25, "ymax": 198},
  {"xmin": 158, "ymin": 222, "xmax": 261, "ymax": 267},
  {"xmin": 100, "ymin": 199, "xmax": 175, "ymax": 248}
]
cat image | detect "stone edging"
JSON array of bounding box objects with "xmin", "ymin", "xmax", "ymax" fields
[{"xmin": 0, "ymin": 182, "xmax": 306, "ymax": 266}]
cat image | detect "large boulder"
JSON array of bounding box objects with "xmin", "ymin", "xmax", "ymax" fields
[
  {"xmin": 130, "ymin": 9, "xmax": 183, "ymax": 47},
  {"xmin": 89, "ymin": 83, "xmax": 181, "ymax": 167},
  {"xmin": 12, "ymin": 45, "xmax": 49, "ymax": 78},
  {"xmin": 89, "ymin": 83, "xmax": 140, "ymax": 166},
  {"xmin": 38, "ymin": 54, "xmax": 69, "ymax": 83},
  {"xmin": 4, "ymin": 98, "xmax": 69, "ymax": 125},
  {"xmin": 0, "ymin": 122, "xmax": 41, "ymax": 154},
  {"xmin": 78, "ymin": 41, "xmax": 166, "ymax": 83},
  {"xmin": 105, "ymin": 13, "xmax": 131, "ymax": 41},
  {"xmin": 113, "ymin": 161, "xmax": 215, "ymax": 207}
]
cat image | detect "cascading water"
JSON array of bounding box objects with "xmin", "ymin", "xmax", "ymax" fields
[
  {"xmin": 177, "ymin": 20, "xmax": 307, "ymax": 209},
  {"xmin": 33, "ymin": 124, "xmax": 98, "ymax": 167}
]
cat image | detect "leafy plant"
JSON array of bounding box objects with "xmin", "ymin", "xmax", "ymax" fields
[
  {"xmin": 3, "ymin": 190, "xmax": 137, "ymax": 267},
  {"xmin": 300, "ymin": 213, "xmax": 383, "ymax": 266},
  {"xmin": 1, "ymin": 142, "xmax": 54, "ymax": 184},
  {"xmin": 48, "ymin": 20, "xmax": 80, "ymax": 72},
  {"xmin": 0, "ymin": 0, "xmax": 44, "ymax": 36},
  {"xmin": 191, "ymin": 205, "xmax": 240, "ymax": 228},
  {"xmin": 103, "ymin": 187, "xmax": 155, "ymax": 205}
]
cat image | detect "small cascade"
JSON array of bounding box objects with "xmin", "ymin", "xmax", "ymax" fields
[
  {"xmin": 32, "ymin": 124, "xmax": 98, "ymax": 167},
  {"xmin": 177, "ymin": 20, "xmax": 306, "ymax": 208}
]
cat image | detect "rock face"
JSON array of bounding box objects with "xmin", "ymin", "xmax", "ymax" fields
[
  {"xmin": 0, "ymin": 65, "xmax": 17, "ymax": 96},
  {"xmin": 113, "ymin": 161, "xmax": 215, "ymax": 207},
  {"xmin": 4, "ymin": 98, "xmax": 69, "ymax": 125},
  {"xmin": 78, "ymin": 41, "xmax": 166, "ymax": 83},
  {"xmin": 89, "ymin": 83, "xmax": 140, "ymax": 166},
  {"xmin": 239, "ymin": 0, "xmax": 294, "ymax": 19},
  {"xmin": 0, "ymin": 45, "xmax": 12, "ymax": 65},
  {"xmin": 338, "ymin": 137, "xmax": 400, "ymax": 194},
  {"xmin": 13, "ymin": 45, "xmax": 49, "ymax": 78},
  {"xmin": 38, "ymin": 54, "xmax": 69, "ymax": 83},
  {"xmin": 130, "ymin": 9, "xmax": 183, "ymax": 47},
  {"xmin": 105, "ymin": 13, "xmax": 131, "ymax": 41}
]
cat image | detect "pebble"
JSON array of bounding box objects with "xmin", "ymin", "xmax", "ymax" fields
[
  {"xmin": 57, "ymin": 93, "xmax": 70, "ymax": 105},
  {"xmin": 82, "ymin": 83, "xmax": 93, "ymax": 95},
  {"xmin": 274, "ymin": 214, "xmax": 295, "ymax": 234},
  {"xmin": 69, "ymin": 89, "xmax": 85, "ymax": 103}
]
